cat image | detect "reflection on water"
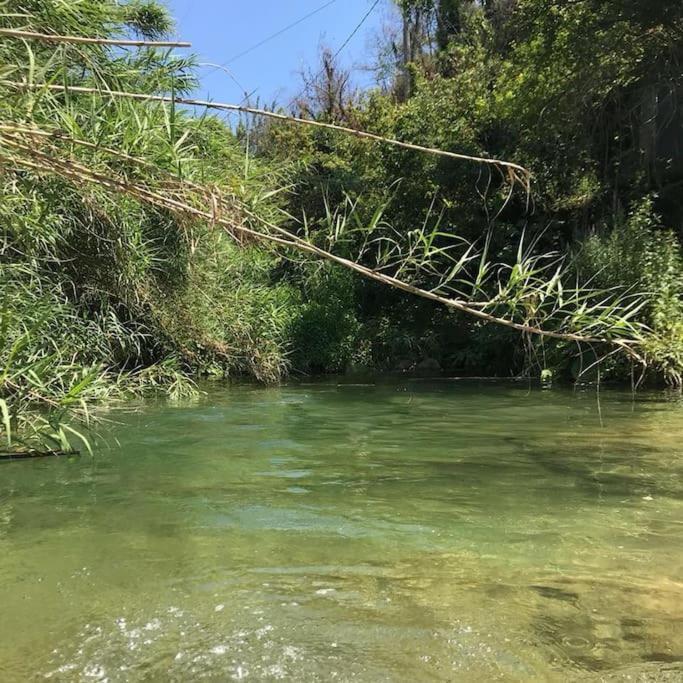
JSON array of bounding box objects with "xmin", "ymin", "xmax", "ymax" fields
[{"xmin": 0, "ymin": 380, "xmax": 681, "ymax": 681}]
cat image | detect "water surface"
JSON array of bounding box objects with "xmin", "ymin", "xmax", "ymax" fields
[{"xmin": 1, "ymin": 380, "xmax": 681, "ymax": 681}]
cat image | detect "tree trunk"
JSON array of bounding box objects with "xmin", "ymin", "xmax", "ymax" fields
[
  {"xmin": 639, "ymin": 83, "xmax": 658, "ymax": 182},
  {"xmin": 400, "ymin": 7, "xmax": 413, "ymax": 100}
]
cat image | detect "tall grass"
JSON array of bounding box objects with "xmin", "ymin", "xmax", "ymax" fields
[
  {"xmin": 0, "ymin": 0, "xmax": 299, "ymax": 450},
  {"xmin": 577, "ymin": 199, "xmax": 683, "ymax": 385}
]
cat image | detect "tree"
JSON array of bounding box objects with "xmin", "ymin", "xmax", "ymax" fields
[{"xmin": 296, "ymin": 47, "xmax": 355, "ymax": 122}]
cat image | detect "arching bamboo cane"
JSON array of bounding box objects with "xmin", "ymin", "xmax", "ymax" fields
[
  {"xmin": 0, "ymin": 28, "xmax": 191, "ymax": 48},
  {"xmin": 4, "ymin": 81, "xmax": 530, "ymax": 186}
]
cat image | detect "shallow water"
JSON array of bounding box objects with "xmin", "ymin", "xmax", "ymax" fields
[{"xmin": 0, "ymin": 380, "xmax": 681, "ymax": 681}]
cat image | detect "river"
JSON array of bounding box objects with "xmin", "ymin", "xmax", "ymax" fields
[{"xmin": 0, "ymin": 380, "xmax": 681, "ymax": 681}]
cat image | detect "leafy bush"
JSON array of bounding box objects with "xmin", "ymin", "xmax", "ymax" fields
[
  {"xmin": 578, "ymin": 198, "xmax": 683, "ymax": 384},
  {"xmin": 288, "ymin": 265, "xmax": 361, "ymax": 374}
]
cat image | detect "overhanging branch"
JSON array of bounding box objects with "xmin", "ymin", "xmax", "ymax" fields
[{"xmin": 0, "ymin": 28, "xmax": 191, "ymax": 48}]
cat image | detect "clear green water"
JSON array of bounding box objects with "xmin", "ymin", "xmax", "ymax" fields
[{"xmin": 1, "ymin": 381, "xmax": 682, "ymax": 681}]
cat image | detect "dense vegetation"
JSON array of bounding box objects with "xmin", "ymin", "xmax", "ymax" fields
[
  {"xmin": 0, "ymin": 0, "xmax": 681, "ymax": 451},
  {"xmin": 0, "ymin": 0, "xmax": 300, "ymax": 450},
  {"xmin": 266, "ymin": 0, "xmax": 683, "ymax": 381}
]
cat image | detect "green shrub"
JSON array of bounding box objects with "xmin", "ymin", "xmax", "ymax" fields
[
  {"xmin": 578, "ymin": 198, "xmax": 683, "ymax": 384},
  {"xmin": 288, "ymin": 265, "xmax": 361, "ymax": 374}
]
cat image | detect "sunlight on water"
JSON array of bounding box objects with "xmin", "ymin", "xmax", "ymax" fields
[{"xmin": 0, "ymin": 380, "xmax": 681, "ymax": 681}]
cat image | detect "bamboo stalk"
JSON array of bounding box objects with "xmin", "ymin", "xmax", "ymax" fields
[
  {"xmin": 0, "ymin": 28, "xmax": 191, "ymax": 48},
  {"xmin": 5, "ymin": 82, "xmax": 530, "ymax": 182}
]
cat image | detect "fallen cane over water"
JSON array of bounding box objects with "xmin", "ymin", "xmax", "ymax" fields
[{"xmin": 0, "ymin": 450, "xmax": 78, "ymax": 462}]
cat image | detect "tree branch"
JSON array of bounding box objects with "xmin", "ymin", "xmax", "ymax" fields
[{"xmin": 0, "ymin": 28, "xmax": 191, "ymax": 48}]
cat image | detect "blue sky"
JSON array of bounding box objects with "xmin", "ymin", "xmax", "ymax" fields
[{"xmin": 164, "ymin": 0, "xmax": 388, "ymax": 106}]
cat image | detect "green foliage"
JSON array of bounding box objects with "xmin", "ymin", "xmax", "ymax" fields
[
  {"xmin": 123, "ymin": 0, "xmax": 173, "ymax": 38},
  {"xmin": 578, "ymin": 198, "xmax": 683, "ymax": 384},
  {"xmin": 165, "ymin": 240, "xmax": 298, "ymax": 383},
  {"xmin": 262, "ymin": 0, "xmax": 682, "ymax": 383},
  {"xmin": 0, "ymin": 262, "xmax": 114, "ymax": 452},
  {"xmin": 289, "ymin": 265, "xmax": 361, "ymax": 374},
  {"xmin": 0, "ymin": 0, "xmax": 304, "ymax": 449}
]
